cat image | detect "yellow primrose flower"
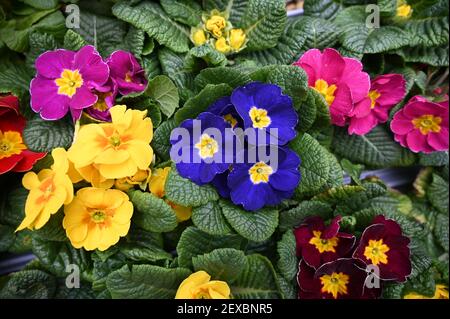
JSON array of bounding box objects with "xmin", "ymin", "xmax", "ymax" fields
[
  {"xmin": 397, "ymin": 1, "xmax": 412, "ymax": 18},
  {"xmin": 215, "ymin": 37, "xmax": 231, "ymax": 53},
  {"xmin": 63, "ymin": 187, "xmax": 133, "ymax": 251},
  {"xmin": 67, "ymin": 105, "xmax": 153, "ymax": 180},
  {"xmin": 149, "ymin": 167, "xmax": 171, "ymax": 198},
  {"xmin": 74, "ymin": 164, "xmax": 114, "ymax": 189},
  {"xmin": 16, "ymin": 148, "xmax": 73, "ymax": 231},
  {"xmin": 168, "ymin": 201, "xmax": 192, "ymax": 222},
  {"xmin": 114, "ymin": 168, "xmax": 151, "ymax": 191},
  {"xmin": 191, "ymin": 28, "xmax": 207, "ymax": 46},
  {"xmin": 175, "ymin": 271, "xmax": 231, "ymax": 299},
  {"xmin": 229, "ymin": 29, "xmax": 246, "ymax": 51},
  {"xmin": 404, "ymin": 284, "xmax": 449, "ymax": 299},
  {"xmin": 205, "ymin": 15, "xmax": 226, "ymax": 38}
]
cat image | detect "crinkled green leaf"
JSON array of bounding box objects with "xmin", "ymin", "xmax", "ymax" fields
[
  {"xmin": 124, "ymin": 26, "xmax": 146, "ymax": 57},
  {"xmin": 303, "ymin": 0, "xmax": 344, "ymax": 20},
  {"xmin": 277, "ymin": 275, "xmax": 297, "ymax": 299},
  {"xmin": 25, "ymin": 31, "xmax": 57, "ymax": 70},
  {"xmin": 106, "ymin": 264, "xmax": 191, "ymax": 299},
  {"xmin": 427, "ymin": 173, "xmax": 449, "ymax": 215},
  {"xmin": 0, "ymin": 62, "xmax": 33, "ymax": 98},
  {"xmin": 279, "ymin": 200, "xmax": 333, "ymax": 231},
  {"xmin": 0, "ymin": 270, "xmax": 56, "ymax": 299},
  {"xmin": 0, "ymin": 224, "xmax": 14, "ymax": 252},
  {"xmin": 191, "ymin": 201, "xmax": 232, "ymax": 235},
  {"xmin": 158, "ymin": 48, "xmax": 195, "ymax": 92},
  {"xmin": 419, "ymin": 151, "xmax": 448, "ymax": 167},
  {"xmin": 434, "ymin": 213, "xmax": 449, "ymax": 252},
  {"xmin": 63, "ymin": 29, "xmax": 87, "ymax": 51},
  {"xmin": 403, "ymin": 269, "xmax": 436, "ymax": 297},
  {"xmin": 33, "ymin": 211, "xmax": 66, "ymax": 241},
  {"xmin": 18, "ymin": 0, "xmax": 58, "ymax": 10},
  {"xmin": 396, "ymin": 44, "xmax": 449, "ymax": 66},
  {"xmin": 219, "ymin": 200, "xmax": 279, "ymax": 242},
  {"xmin": 405, "ymin": 16, "xmax": 449, "ymax": 47},
  {"xmin": 194, "ymin": 67, "xmax": 251, "ymax": 90},
  {"xmin": 151, "ymin": 119, "xmax": 177, "ymax": 161},
  {"xmin": 277, "ymin": 231, "xmax": 297, "ymax": 281},
  {"xmin": 160, "ymin": 0, "xmax": 202, "ymax": 27},
  {"xmin": 192, "ymin": 248, "xmax": 247, "ymax": 283},
  {"xmin": 185, "ymin": 45, "xmax": 227, "ymax": 68},
  {"xmin": 146, "ymin": 75, "xmax": 179, "ymax": 117},
  {"xmin": 297, "ymin": 16, "xmax": 339, "ymax": 50}
]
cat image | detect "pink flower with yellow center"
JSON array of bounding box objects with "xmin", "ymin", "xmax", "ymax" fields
[
  {"xmin": 293, "ymin": 48, "xmax": 370, "ymax": 126},
  {"xmin": 390, "ymin": 96, "xmax": 448, "ymax": 153},
  {"xmin": 16, "ymin": 148, "xmax": 73, "ymax": 231},
  {"xmin": 349, "ymin": 74, "xmax": 406, "ymax": 135},
  {"xmin": 63, "ymin": 187, "xmax": 133, "ymax": 251},
  {"xmin": 30, "ymin": 45, "xmax": 109, "ymax": 121},
  {"xmin": 67, "ymin": 105, "xmax": 153, "ymax": 180}
]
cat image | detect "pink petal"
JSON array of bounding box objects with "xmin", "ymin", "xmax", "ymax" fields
[
  {"xmin": 74, "ymin": 45, "xmax": 109, "ymax": 86},
  {"xmin": 69, "ymin": 85, "xmax": 98, "ymax": 109},
  {"xmin": 30, "ymin": 77, "xmax": 70, "ymax": 120},
  {"xmin": 406, "ymin": 130, "xmax": 429, "ymax": 153},
  {"xmin": 348, "ymin": 113, "xmax": 378, "ymax": 135},
  {"xmin": 390, "ymin": 118, "xmax": 414, "ymax": 135},
  {"xmin": 427, "ymin": 127, "xmax": 449, "ymax": 151},
  {"xmin": 330, "ymin": 84, "xmax": 353, "ymax": 125},
  {"xmin": 351, "ymin": 97, "xmax": 371, "ymax": 118},
  {"xmin": 320, "ymin": 48, "xmax": 345, "ymax": 85},
  {"xmin": 372, "ymin": 74, "xmax": 406, "ymax": 107},
  {"xmin": 296, "ymin": 49, "xmax": 323, "ymax": 86},
  {"xmin": 35, "ymin": 49, "xmax": 75, "ymax": 79},
  {"xmin": 394, "ymin": 133, "xmax": 408, "ymax": 148},
  {"xmin": 404, "ymin": 101, "xmax": 445, "ymax": 118},
  {"xmin": 341, "ymin": 57, "xmax": 370, "ymax": 102}
]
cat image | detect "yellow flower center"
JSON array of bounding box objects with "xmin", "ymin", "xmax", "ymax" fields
[
  {"xmin": 223, "ymin": 113, "xmax": 238, "ymax": 127},
  {"xmin": 0, "ymin": 130, "xmax": 26, "ymax": 159},
  {"xmin": 309, "ymin": 230, "xmax": 339, "ymax": 253},
  {"xmin": 195, "ymin": 134, "xmax": 219, "ymax": 159},
  {"xmin": 363, "ymin": 239, "xmax": 390, "ymax": 265},
  {"xmin": 368, "ymin": 90, "xmax": 381, "ymax": 109},
  {"xmin": 314, "ymin": 79, "xmax": 337, "ymax": 106},
  {"xmin": 229, "ymin": 28, "xmax": 246, "ymax": 50},
  {"xmin": 412, "ymin": 114, "xmax": 442, "ymax": 135},
  {"xmin": 249, "ymin": 106, "xmax": 271, "ymax": 129},
  {"xmin": 93, "ymin": 92, "xmax": 112, "ymax": 112},
  {"xmin": 206, "ymin": 15, "xmax": 226, "ymax": 38},
  {"xmin": 248, "ymin": 162, "xmax": 273, "ymax": 184},
  {"xmin": 193, "ymin": 287, "xmax": 212, "ymax": 299},
  {"xmin": 91, "ymin": 210, "xmax": 107, "ymax": 223},
  {"xmin": 320, "ymin": 272, "xmax": 350, "ymax": 299},
  {"xmin": 125, "ymin": 72, "xmax": 133, "ymax": 83},
  {"xmin": 397, "ymin": 4, "xmax": 412, "ymax": 18},
  {"xmin": 55, "ymin": 69, "xmax": 83, "ymax": 98},
  {"xmin": 192, "ymin": 29, "xmax": 207, "ymax": 46},
  {"xmin": 215, "ymin": 37, "xmax": 231, "ymax": 53},
  {"xmin": 110, "ymin": 135, "xmax": 122, "ymax": 147}
]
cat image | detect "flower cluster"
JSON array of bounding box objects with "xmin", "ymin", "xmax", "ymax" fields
[
  {"xmin": 294, "ymin": 215, "xmax": 412, "ymax": 299},
  {"xmin": 294, "ymin": 48, "xmax": 406, "ymax": 136},
  {"xmin": 30, "ymin": 45, "xmax": 147, "ymax": 122},
  {"xmin": 0, "ymin": 95, "xmax": 46, "ymax": 175},
  {"xmin": 190, "ymin": 10, "xmax": 247, "ymax": 54},
  {"xmin": 170, "ymin": 82, "xmax": 301, "ymax": 211}
]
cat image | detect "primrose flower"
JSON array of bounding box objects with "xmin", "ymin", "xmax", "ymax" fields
[
  {"xmin": 228, "ymin": 144, "xmax": 301, "ymax": 211},
  {"xmin": 175, "ymin": 271, "xmax": 230, "ymax": 299},
  {"xmin": 107, "ymin": 50, "xmax": 147, "ymax": 96},
  {"xmin": 206, "ymin": 96, "xmax": 243, "ymax": 129},
  {"xmin": 397, "ymin": 1, "xmax": 412, "ymax": 18},
  {"xmin": 0, "ymin": 95, "xmax": 46, "ymax": 174},
  {"xmin": 349, "ymin": 74, "xmax": 406, "ymax": 135},
  {"xmin": 298, "ymin": 259, "xmax": 378, "ymax": 299},
  {"xmin": 353, "ymin": 215, "xmax": 411, "ymax": 282},
  {"xmin": 16, "ymin": 148, "xmax": 73, "ymax": 231},
  {"xmin": 170, "ymin": 112, "xmax": 234, "ymax": 185},
  {"xmin": 404, "ymin": 284, "xmax": 449, "ymax": 299},
  {"xmin": 205, "ymin": 15, "xmax": 226, "ymax": 38},
  {"xmin": 191, "ymin": 28, "xmax": 208, "ymax": 46},
  {"xmin": 293, "ymin": 48, "xmax": 370, "ymax": 126},
  {"xmin": 67, "ymin": 105, "xmax": 153, "ymax": 180},
  {"xmin": 229, "ymin": 29, "xmax": 246, "ymax": 51},
  {"xmin": 84, "ymin": 79, "xmax": 118, "ymax": 122},
  {"xmin": 231, "ymin": 82, "xmax": 298, "ymax": 145},
  {"xmin": 215, "ymin": 37, "xmax": 231, "ymax": 54},
  {"xmin": 390, "ymin": 96, "xmax": 449, "ymax": 153},
  {"xmin": 30, "ymin": 45, "xmax": 109, "ymax": 121},
  {"xmin": 294, "ymin": 216, "xmax": 356, "ymax": 269},
  {"xmin": 63, "ymin": 187, "xmax": 133, "ymax": 251},
  {"xmin": 115, "ymin": 168, "xmax": 151, "ymax": 192}
]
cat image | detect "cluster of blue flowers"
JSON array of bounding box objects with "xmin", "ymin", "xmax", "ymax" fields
[{"xmin": 170, "ymin": 82, "xmax": 301, "ymax": 211}]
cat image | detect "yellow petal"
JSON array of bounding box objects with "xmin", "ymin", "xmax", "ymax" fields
[
  {"xmin": 98, "ymin": 158, "xmax": 138, "ymax": 179},
  {"xmin": 110, "ymin": 220, "xmax": 131, "ymax": 237},
  {"xmin": 63, "ymin": 198, "xmax": 88, "ymax": 229},
  {"xmin": 22, "ymin": 172, "xmax": 40, "ymax": 190},
  {"xmin": 94, "ymin": 148, "xmax": 130, "ymax": 165},
  {"xmin": 126, "ymin": 140, "xmax": 153, "ymax": 170},
  {"xmin": 51, "ymin": 148, "xmax": 69, "ymax": 173},
  {"xmin": 82, "ymin": 225, "xmax": 102, "ymax": 251},
  {"xmin": 67, "ymin": 224, "xmax": 88, "ymax": 243},
  {"xmin": 127, "ymin": 116, "xmax": 153, "ymax": 143},
  {"xmin": 175, "ymin": 271, "xmax": 211, "ymax": 299},
  {"xmin": 67, "ymin": 160, "xmax": 83, "ymax": 183},
  {"xmin": 111, "ymin": 201, "xmax": 133, "ymax": 225},
  {"xmin": 206, "ymin": 281, "xmax": 230, "ymax": 299},
  {"xmin": 97, "ymin": 231, "xmax": 120, "ymax": 251},
  {"xmin": 77, "ymin": 187, "xmax": 106, "ymax": 208}
]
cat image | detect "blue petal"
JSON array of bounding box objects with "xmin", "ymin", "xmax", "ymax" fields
[{"xmin": 211, "ymin": 171, "xmax": 230, "ymax": 198}]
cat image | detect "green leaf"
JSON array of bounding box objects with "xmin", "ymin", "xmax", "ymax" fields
[
  {"xmin": 0, "ymin": 270, "xmax": 56, "ymax": 299},
  {"xmin": 382, "ymin": 282, "xmax": 404, "ymax": 299},
  {"xmin": 54, "ymin": 283, "xmax": 96, "ymax": 299},
  {"xmin": 324, "ymin": 152, "xmax": 344, "ymax": 189},
  {"xmin": 146, "ymin": 75, "xmax": 179, "ymax": 118},
  {"xmin": 158, "ymin": 48, "xmax": 195, "ymax": 91},
  {"xmin": 22, "ymin": 116, "xmax": 74, "ymax": 153},
  {"xmin": 410, "ymin": 239, "xmax": 432, "ymax": 278},
  {"xmin": 185, "ymin": 45, "xmax": 227, "ymax": 68},
  {"xmin": 129, "ymin": 190, "xmax": 178, "ymax": 233},
  {"xmin": 231, "ymin": 254, "xmax": 282, "ymax": 299},
  {"xmin": 17, "ymin": 0, "xmax": 58, "ymax": 10},
  {"xmin": 332, "ymin": 126, "xmax": 416, "ymax": 167},
  {"xmin": 219, "ymin": 200, "xmax": 278, "ymax": 242},
  {"xmin": 177, "ymin": 226, "xmax": 243, "ymax": 268},
  {"xmin": 203, "ymin": 0, "xmax": 249, "ymax": 25},
  {"xmin": 427, "ymin": 173, "xmax": 449, "ymax": 215},
  {"xmin": 63, "ymin": 29, "xmax": 87, "ymax": 51},
  {"xmin": 303, "ymin": 0, "xmax": 343, "ymax": 20},
  {"xmin": 123, "ymin": 27, "xmax": 146, "ymax": 57},
  {"xmin": 396, "ymin": 44, "xmax": 449, "ymax": 67},
  {"xmin": 277, "ymin": 231, "xmax": 298, "ymax": 281},
  {"xmin": 191, "ymin": 201, "xmax": 233, "ymax": 235},
  {"xmin": 0, "ymin": 224, "xmax": 14, "ymax": 252},
  {"xmin": 277, "ymin": 275, "xmax": 297, "ymax": 299},
  {"xmin": 0, "ymin": 62, "xmax": 33, "ymax": 98},
  {"xmin": 120, "ymin": 243, "xmax": 173, "ymax": 263},
  {"xmin": 297, "ymin": 16, "xmax": 339, "ymax": 50},
  {"xmin": 192, "ymin": 248, "xmax": 247, "ymax": 283},
  {"xmin": 25, "ymin": 31, "xmax": 57, "ymax": 70},
  {"xmin": 113, "ymin": 1, "xmax": 190, "ymax": 53},
  {"xmin": 2, "ymin": 187, "xmax": 27, "ymax": 227},
  {"xmin": 160, "ymin": 0, "xmax": 202, "ymax": 27},
  {"xmin": 165, "ymin": 164, "xmax": 219, "ymax": 207},
  {"xmin": 75, "ymin": 11, "xmax": 127, "ymax": 57},
  {"xmin": 151, "ymin": 119, "xmax": 177, "ymax": 161},
  {"xmin": 31, "ymin": 237, "xmax": 92, "ymax": 279},
  {"xmin": 403, "ymin": 270, "xmax": 436, "ymax": 298},
  {"xmin": 174, "ymin": 83, "xmax": 232, "ymax": 124},
  {"xmin": 106, "ymin": 264, "xmax": 191, "ymax": 299},
  {"xmin": 279, "ymin": 200, "xmax": 333, "ymax": 231},
  {"xmin": 33, "ymin": 211, "xmax": 66, "ymax": 241},
  {"xmin": 194, "ymin": 67, "xmax": 251, "ymax": 90},
  {"xmin": 419, "ymin": 151, "xmax": 448, "ymax": 166},
  {"xmin": 334, "ymin": 182, "xmax": 387, "ymax": 214},
  {"xmin": 434, "ymin": 214, "xmax": 449, "ymax": 252},
  {"xmin": 405, "ymin": 16, "xmax": 449, "ymax": 47},
  {"xmin": 341, "ymin": 158, "xmax": 365, "ymax": 185},
  {"xmin": 289, "ymin": 133, "xmax": 331, "ymax": 197}
]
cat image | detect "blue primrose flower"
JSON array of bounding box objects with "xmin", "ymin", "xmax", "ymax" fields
[
  {"xmin": 170, "ymin": 112, "xmax": 236, "ymax": 185},
  {"xmin": 231, "ymin": 82, "xmax": 298, "ymax": 146},
  {"xmin": 206, "ymin": 96, "xmax": 243, "ymax": 129},
  {"xmin": 228, "ymin": 144, "xmax": 301, "ymax": 211}
]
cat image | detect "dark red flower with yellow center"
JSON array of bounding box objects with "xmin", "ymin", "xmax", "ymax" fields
[
  {"xmin": 294, "ymin": 216, "xmax": 355, "ymax": 269},
  {"xmin": 353, "ymin": 215, "xmax": 411, "ymax": 282},
  {"xmin": 297, "ymin": 258, "xmax": 379, "ymax": 299},
  {"xmin": 0, "ymin": 95, "xmax": 46, "ymax": 175}
]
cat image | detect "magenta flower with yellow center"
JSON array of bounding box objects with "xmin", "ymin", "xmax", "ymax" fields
[
  {"xmin": 63, "ymin": 187, "xmax": 133, "ymax": 251},
  {"xmin": 67, "ymin": 105, "xmax": 153, "ymax": 180}
]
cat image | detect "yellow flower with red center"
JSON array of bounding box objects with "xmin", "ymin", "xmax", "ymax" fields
[
  {"xmin": 320, "ymin": 272, "xmax": 349, "ymax": 299},
  {"xmin": 309, "ymin": 231, "xmax": 339, "ymax": 253},
  {"xmin": 175, "ymin": 271, "xmax": 230, "ymax": 299},
  {"xmin": 63, "ymin": 187, "xmax": 133, "ymax": 251},
  {"xmin": 16, "ymin": 148, "xmax": 73, "ymax": 231},
  {"xmin": 67, "ymin": 105, "xmax": 153, "ymax": 180}
]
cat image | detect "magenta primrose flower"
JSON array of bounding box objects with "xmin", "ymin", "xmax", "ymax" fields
[
  {"xmin": 390, "ymin": 95, "xmax": 449, "ymax": 153},
  {"xmin": 30, "ymin": 45, "xmax": 109, "ymax": 121},
  {"xmin": 84, "ymin": 78, "xmax": 118, "ymax": 122},
  {"xmin": 348, "ymin": 74, "xmax": 406, "ymax": 135},
  {"xmin": 107, "ymin": 50, "xmax": 148, "ymax": 95}
]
